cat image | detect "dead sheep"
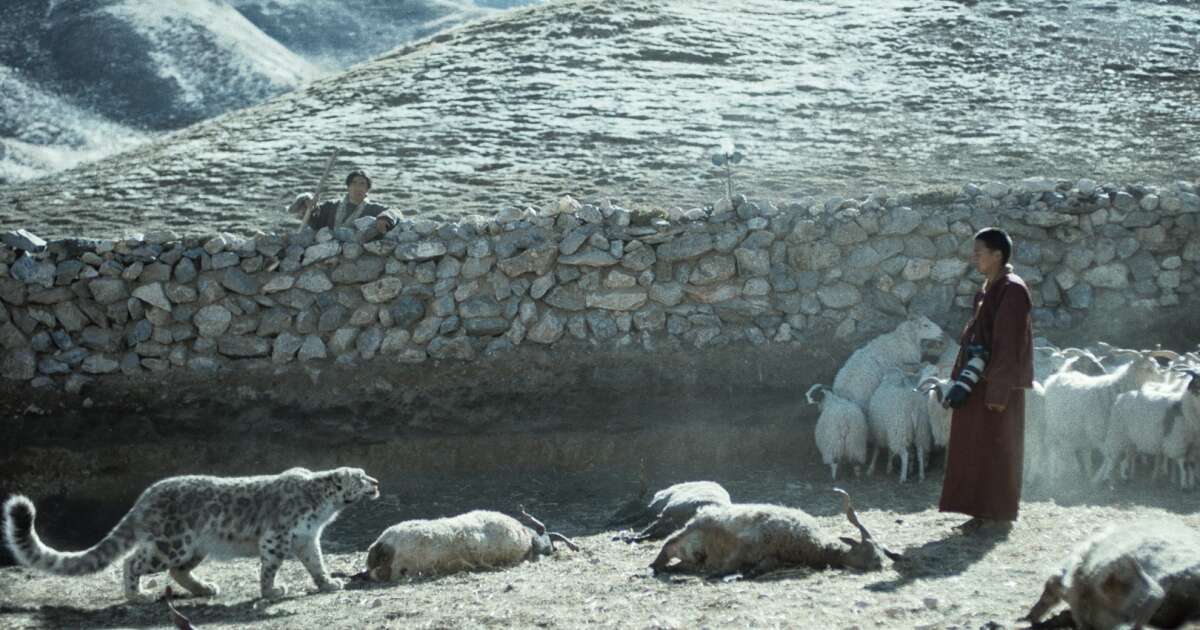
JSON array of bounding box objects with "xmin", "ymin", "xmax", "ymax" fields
[
  {"xmin": 365, "ymin": 508, "xmax": 578, "ymax": 581},
  {"xmin": 1024, "ymin": 520, "xmax": 1200, "ymax": 629},
  {"xmin": 649, "ymin": 489, "xmax": 901, "ymax": 578},
  {"xmin": 609, "ymin": 481, "xmax": 732, "ymax": 543}
]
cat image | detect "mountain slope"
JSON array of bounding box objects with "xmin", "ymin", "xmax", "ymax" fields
[{"xmin": 3, "ymin": 0, "xmax": 1198, "ymax": 238}]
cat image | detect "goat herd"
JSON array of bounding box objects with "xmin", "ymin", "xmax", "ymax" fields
[{"xmin": 807, "ymin": 315, "xmax": 1200, "ymax": 491}]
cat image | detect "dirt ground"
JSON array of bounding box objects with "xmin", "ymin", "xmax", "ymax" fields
[{"xmin": 2, "ymin": 462, "xmax": 1200, "ymax": 630}]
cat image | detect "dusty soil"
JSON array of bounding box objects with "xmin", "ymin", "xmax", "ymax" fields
[
  {"xmin": 4, "ymin": 0, "xmax": 1199, "ymax": 239},
  {"xmin": 3, "ymin": 463, "xmax": 1200, "ymax": 629}
]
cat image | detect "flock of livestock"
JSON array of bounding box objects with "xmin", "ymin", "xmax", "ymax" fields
[{"xmin": 807, "ymin": 315, "xmax": 1200, "ymax": 491}]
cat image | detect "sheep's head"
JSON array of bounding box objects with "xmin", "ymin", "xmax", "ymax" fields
[
  {"xmin": 832, "ymin": 488, "xmax": 902, "ymax": 571},
  {"xmin": 902, "ymin": 314, "xmax": 945, "ymax": 343},
  {"xmin": 1071, "ymin": 556, "xmax": 1166, "ymax": 630},
  {"xmin": 518, "ymin": 506, "xmax": 579, "ymax": 559},
  {"xmin": 650, "ymin": 527, "xmax": 707, "ymax": 574}
]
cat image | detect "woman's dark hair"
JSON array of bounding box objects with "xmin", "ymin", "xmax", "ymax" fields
[
  {"xmin": 345, "ymin": 170, "xmax": 372, "ymax": 189},
  {"xmin": 974, "ymin": 227, "xmax": 1013, "ymax": 265}
]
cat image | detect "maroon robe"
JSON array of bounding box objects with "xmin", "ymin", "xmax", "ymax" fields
[{"xmin": 939, "ymin": 268, "xmax": 1034, "ymax": 522}]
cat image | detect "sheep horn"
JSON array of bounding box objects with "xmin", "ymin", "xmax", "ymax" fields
[
  {"xmin": 517, "ymin": 505, "xmax": 546, "ymax": 536},
  {"xmin": 548, "ymin": 532, "xmax": 580, "ymax": 552},
  {"xmin": 805, "ymin": 383, "xmax": 825, "ymax": 405},
  {"xmin": 915, "ymin": 376, "xmax": 941, "ymax": 394},
  {"xmin": 1147, "ymin": 349, "xmax": 1181, "ymax": 361},
  {"xmin": 832, "ymin": 487, "xmax": 874, "ymax": 542}
]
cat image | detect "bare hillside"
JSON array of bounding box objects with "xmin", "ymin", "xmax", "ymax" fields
[{"xmin": 3, "ymin": 0, "xmax": 1198, "ymax": 238}]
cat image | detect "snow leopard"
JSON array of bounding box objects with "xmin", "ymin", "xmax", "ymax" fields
[{"xmin": 2, "ymin": 466, "xmax": 379, "ymax": 603}]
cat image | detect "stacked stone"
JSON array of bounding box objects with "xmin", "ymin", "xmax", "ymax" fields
[{"xmin": 1, "ymin": 178, "xmax": 1197, "ymax": 385}]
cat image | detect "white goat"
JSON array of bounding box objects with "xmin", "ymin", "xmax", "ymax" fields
[
  {"xmin": 866, "ymin": 369, "xmax": 932, "ymax": 482},
  {"xmin": 649, "ymin": 489, "xmax": 901, "ymax": 578},
  {"xmin": 609, "ymin": 481, "xmax": 732, "ymax": 542},
  {"xmin": 806, "ymin": 384, "xmax": 868, "ymax": 481},
  {"xmin": 1024, "ymin": 520, "xmax": 1200, "ymax": 629},
  {"xmin": 831, "ymin": 315, "xmax": 945, "ymax": 409},
  {"xmin": 365, "ymin": 508, "xmax": 578, "ymax": 581},
  {"xmin": 1042, "ymin": 350, "xmax": 1164, "ymax": 481}
]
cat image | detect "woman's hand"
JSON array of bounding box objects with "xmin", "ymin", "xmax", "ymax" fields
[{"xmin": 986, "ymin": 403, "xmax": 1006, "ymax": 413}]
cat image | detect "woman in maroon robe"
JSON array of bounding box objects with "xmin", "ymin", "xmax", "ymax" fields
[{"xmin": 938, "ymin": 228, "xmax": 1034, "ymax": 532}]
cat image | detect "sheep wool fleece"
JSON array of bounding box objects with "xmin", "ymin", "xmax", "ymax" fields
[{"xmin": 939, "ymin": 270, "xmax": 1033, "ymax": 522}]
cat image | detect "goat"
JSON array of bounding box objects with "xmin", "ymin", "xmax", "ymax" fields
[
  {"xmin": 649, "ymin": 489, "xmax": 901, "ymax": 579},
  {"xmin": 365, "ymin": 507, "xmax": 578, "ymax": 581}
]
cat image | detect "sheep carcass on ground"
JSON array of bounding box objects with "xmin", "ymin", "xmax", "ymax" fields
[
  {"xmin": 365, "ymin": 508, "xmax": 577, "ymax": 581},
  {"xmin": 608, "ymin": 481, "xmax": 732, "ymax": 542},
  {"xmin": 1024, "ymin": 520, "xmax": 1200, "ymax": 630},
  {"xmin": 649, "ymin": 489, "xmax": 901, "ymax": 578}
]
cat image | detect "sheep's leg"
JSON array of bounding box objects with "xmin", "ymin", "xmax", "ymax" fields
[
  {"xmin": 899, "ymin": 449, "xmax": 909, "ymax": 484},
  {"xmin": 830, "ymin": 462, "xmax": 838, "ymax": 481},
  {"xmin": 628, "ymin": 517, "xmax": 681, "ymax": 543},
  {"xmin": 917, "ymin": 447, "xmax": 926, "ymax": 483},
  {"xmin": 867, "ymin": 446, "xmax": 881, "ymax": 476},
  {"xmin": 1091, "ymin": 457, "xmax": 1113, "ymax": 486}
]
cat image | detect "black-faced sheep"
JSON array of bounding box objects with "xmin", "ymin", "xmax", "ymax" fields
[{"xmin": 649, "ymin": 489, "xmax": 901, "ymax": 578}]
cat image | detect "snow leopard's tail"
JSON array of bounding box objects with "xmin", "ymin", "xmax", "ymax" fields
[{"xmin": 3, "ymin": 494, "xmax": 139, "ymax": 575}]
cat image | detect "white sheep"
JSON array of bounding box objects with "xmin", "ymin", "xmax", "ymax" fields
[
  {"xmin": 609, "ymin": 481, "xmax": 732, "ymax": 542},
  {"xmin": 1042, "ymin": 350, "xmax": 1165, "ymax": 481},
  {"xmin": 866, "ymin": 369, "xmax": 932, "ymax": 482},
  {"xmin": 365, "ymin": 508, "xmax": 578, "ymax": 581},
  {"xmin": 831, "ymin": 314, "xmax": 946, "ymax": 409},
  {"xmin": 1024, "ymin": 520, "xmax": 1200, "ymax": 629},
  {"xmin": 1163, "ymin": 368, "xmax": 1200, "ymax": 489},
  {"xmin": 806, "ymin": 384, "xmax": 868, "ymax": 481},
  {"xmin": 1092, "ymin": 377, "xmax": 1187, "ymax": 486},
  {"xmin": 649, "ymin": 489, "xmax": 901, "ymax": 578}
]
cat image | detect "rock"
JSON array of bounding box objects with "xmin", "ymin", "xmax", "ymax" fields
[
  {"xmin": 497, "ymin": 245, "xmax": 558, "ymax": 276},
  {"xmin": 817, "ymin": 283, "xmax": 861, "ymax": 309},
  {"xmin": 328, "ymin": 328, "xmax": 359, "ymax": 355},
  {"xmin": 1083, "ymin": 263, "xmax": 1130, "ymax": 289},
  {"xmin": 526, "ymin": 311, "xmax": 565, "ymax": 344},
  {"xmin": 88, "ymin": 277, "xmax": 129, "ymax": 304},
  {"xmin": 302, "ymin": 241, "xmax": 341, "ymax": 265},
  {"xmin": 734, "ymin": 248, "xmax": 771, "ymax": 277},
  {"xmin": 332, "ymin": 257, "xmax": 385, "ymax": 283},
  {"xmin": 649, "ymin": 282, "xmax": 685, "ymax": 306},
  {"xmin": 559, "ymin": 248, "xmax": 618, "ymax": 267},
  {"xmin": 380, "ymin": 329, "xmax": 411, "ymax": 353},
  {"xmin": 210, "ymin": 251, "xmax": 240, "ymax": 270},
  {"xmin": 395, "ymin": 241, "xmax": 447, "ymax": 261},
  {"xmin": 194, "ymin": 304, "xmax": 233, "ymax": 337},
  {"xmin": 220, "ymin": 267, "xmax": 258, "ymax": 296},
  {"xmin": 174, "ymin": 258, "xmax": 198, "ymax": 283},
  {"xmin": 132, "ymin": 282, "xmax": 173, "ymax": 312},
  {"xmin": 983, "ymin": 181, "xmax": 1009, "ymax": 198},
  {"xmin": 81, "ymin": 354, "xmax": 120, "ymax": 374},
  {"xmin": 297, "ymin": 335, "xmax": 327, "ymax": 361},
  {"xmin": 362, "ymin": 277, "xmax": 404, "ymax": 303},
  {"xmin": 460, "ymin": 295, "xmax": 502, "ymax": 319},
  {"xmin": 2, "ymin": 229, "xmax": 46, "ymax": 252},
  {"xmin": 262, "ymin": 275, "xmax": 295, "ymax": 293},
  {"xmin": 389, "ymin": 297, "xmax": 426, "ymax": 328},
  {"xmin": 428, "ymin": 335, "xmax": 476, "ymax": 360},
  {"xmin": 52, "ymin": 301, "xmax": 88, "ymax": 331},
  {"xmin": 1021, "ymin": 177, "xmax": 1056, "ymax": 193},
  {"xmin": 357, "ymin": 326, "xmax": 384, "ymax": 358},
  {"xmin": 930, "ymin": 259, "xmax": 968, "ymax": 282},
  {"xmin": 297, "ymin": 270, "xmax": 334, "ymax": 293},
  {"xmin": 881, "ymin": 206, "xmax": 922, "ymax": 235},
  {"xmin": 544, "ymin": 285, "xmax": 586, "ymax": 311},
  {"xmin": 656, "ymin": 233, "xmax": 714, "ymax": 262},
  {"xmin": 530, "ymin": 274, "xmax": 556, "ymax": 299},
  {"xmin": 10, "ymin": 254, "xmax": 54, "ymax": 288},
  {"xmin": 586, "ymin": 289, "xmax": 648, "ymax": 311},
  {"xmin": 683, "ymin": 283, "xmax": 740, "ymax": 304},
  {"xmin": 690, "ymin": 255, "xmax": 737, "ymax": 285},
  {"xmin": 464, "ymin": 317, "xmax": 509, "ymax": 336},
  {"xmin": 1066, "ymin": 284, "xmax": 1093, "ymax": 309}
]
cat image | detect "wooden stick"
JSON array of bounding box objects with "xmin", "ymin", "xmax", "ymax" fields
[{"xmin": 299, "ymin": 147, "xmax": 340, "ymax": 229}]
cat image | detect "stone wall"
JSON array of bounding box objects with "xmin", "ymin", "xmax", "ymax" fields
[
  {"xmin": 2, "ymin": 177, "xmax": 1199, "ymax": 498},
  {"xmin": 3, "ymin": 177, "xmax": 1198, "ymax": 388}
]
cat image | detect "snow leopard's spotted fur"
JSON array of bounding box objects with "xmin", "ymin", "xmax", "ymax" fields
[{"xmin": 3, "ymin": 467, "xmax": 379, "ymax": 603}]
